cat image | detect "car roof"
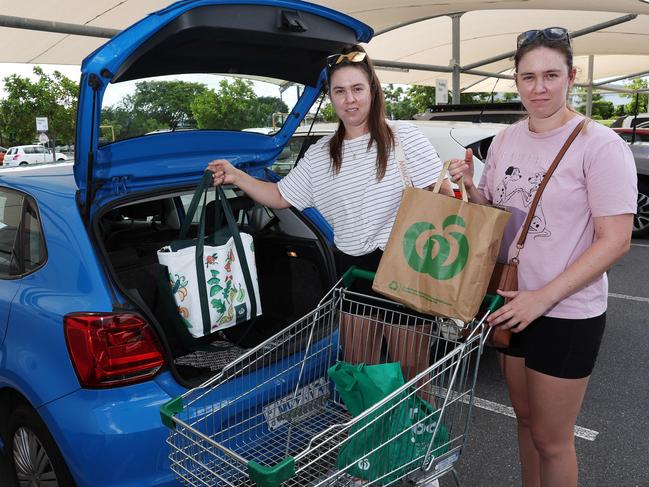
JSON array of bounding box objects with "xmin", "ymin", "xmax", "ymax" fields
[
  {"xmin": 0, "ymin": 162, "xmax": 77, "ymax": 195},
  {"xmin": 292, "ymin": 120, "xmax": 507, "ymax": 147},
  {"xmin": 8, "ymin": 144, "xmax": 45, "ymax": 149}
]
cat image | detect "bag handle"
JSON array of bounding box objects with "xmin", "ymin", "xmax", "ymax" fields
[
  {"xmin": 391, "ymin": 122, "xmax": 413, "ymax": 189},
  {"xmin": 391, "ymin": 122, "xmax": 462, "ymax": 201},
  {"xmin": 182, "ymin": 171, "xmax": 258, "ymax": 336},
  {"xmin": 515, "ymin": 119, "xmax": 586, "ymax": 253},
  {"xmin": 433, "ymin": 159, "xmax": 468, "ymax": 202}
]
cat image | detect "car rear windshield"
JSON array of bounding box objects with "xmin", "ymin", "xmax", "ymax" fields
[{"xmin": 99, "ymin": 73, "xmax": 303, "ymax": 145}]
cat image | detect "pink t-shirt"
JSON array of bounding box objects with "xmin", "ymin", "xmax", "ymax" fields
[{"xmin": 479, "ymin": 116, "xmax": 637, "ymax": 319}]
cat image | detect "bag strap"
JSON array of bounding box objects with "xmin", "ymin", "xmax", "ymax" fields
[
  {"xmin": 515, "ymin": 119, "xmax": 587, "ymax": 252},
  {"xmin": 185, "ymin": 171, "xmax": 258, "ymax": 336},
  {"xmin": 390, "ymin": 122, "xmax": 413, "ymax": 188}
]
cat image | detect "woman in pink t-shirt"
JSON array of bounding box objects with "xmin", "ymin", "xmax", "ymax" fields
[{"xmin": 449, "ymin": 28, "xmax": 636, "ymax": 487}]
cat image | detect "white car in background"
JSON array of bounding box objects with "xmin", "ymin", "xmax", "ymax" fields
[
  {"xmin": 3, "ymin": 145, "xmax": 68, "ymax": 168},
  {"xmin": 272, "ymin": 120, "xmax": 508, "ymax": 186}
]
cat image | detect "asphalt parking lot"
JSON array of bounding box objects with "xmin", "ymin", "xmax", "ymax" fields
[{"xmin": 1, "ymin": 240, "xmax": 647, "ymax": 486}]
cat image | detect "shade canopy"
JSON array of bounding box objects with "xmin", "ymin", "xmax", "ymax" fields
[{"xmin": 2, "ymin": 0, "xmax": 649, "ymax": 92}]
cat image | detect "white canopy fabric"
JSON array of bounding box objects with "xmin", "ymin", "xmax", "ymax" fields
[{"xmin": 2, "ymin": 0, "xmax": 649, "ymax": 92}]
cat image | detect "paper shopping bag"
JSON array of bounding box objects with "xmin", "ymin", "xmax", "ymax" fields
[
  {"xmin": 373, "ymin": 165, "xmax": 510, "ymax": 322},
  {"xmin": 157, "ymin": 172, "xmax": 261, "ymax": 338}
]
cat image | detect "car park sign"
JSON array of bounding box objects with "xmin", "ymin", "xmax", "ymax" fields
[{"xmin": 36, "ymin": 117, "xmax": 48, "ymax": 132}]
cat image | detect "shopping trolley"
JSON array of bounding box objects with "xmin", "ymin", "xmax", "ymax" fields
[{"xmin": 161, "ymin": 267, "xmax": 503, "ymax": 487}]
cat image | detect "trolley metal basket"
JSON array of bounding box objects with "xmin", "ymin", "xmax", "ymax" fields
[{"xmin": 161, "ymin": 267, "xmax": 502, "ymax": 487}]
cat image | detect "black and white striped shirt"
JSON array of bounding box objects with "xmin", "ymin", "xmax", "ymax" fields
[{"xmin": 277, "ymin": 122, "xmax": 443, "ymax": 256}]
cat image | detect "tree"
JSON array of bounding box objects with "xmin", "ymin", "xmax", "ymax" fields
[
  {"xmin": 622, "ymin": 78, "xmax": 648, "ymax": 115},
  {"xmin": 575, "ymin": 88, "xmax": 615, "ymax": 120},
  {"xmin": 131, "ymin": 80, "xmax": 208, "ymax": 129},
  {"xmin": 191, "ymin": 78, "xmax": 286, "ymax": 130},
  {"xmin": 254, "ymin": 96, "xmax": 289, "ymax": 128},
  {"xmin": 0, "ymin": 67, "xmax": 78, "ymax": 149},
  {"xmin": 383, "ymin": 84, "xmax": 417, "ymax": 120},
  {"xmin": 320, "ymin": 102, "xmax": 338, "ymax": 122}
]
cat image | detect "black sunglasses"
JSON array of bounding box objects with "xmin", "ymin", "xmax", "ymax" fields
[
  {"xmin": 325, "ymin": 51, "xmax": 367, "ymax": 70},
  {"xmin": 517, "ymin": 27, "xmax": 571, "ymax": 49}
]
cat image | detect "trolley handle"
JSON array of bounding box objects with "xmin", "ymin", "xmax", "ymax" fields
[
  {"xmin": 341, "ymin": 266, "xmax": 375, "ymax": 288},
  {"xmin": 484, "ymin": 293, "xmax": 505, "ymax": 312}
]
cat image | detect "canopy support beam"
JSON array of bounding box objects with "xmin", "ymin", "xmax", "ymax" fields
[
  {"xmin": 0, "ymin": 14, "xmax": 118, "ymax": 38},
  {"xmin": 451, "ymin": 13, "xmax": 463, "ymax": 104},
  {"xmin": 461, "ymin": 13, "xmax": 637, "ymax": 71},
  {"xmin": 586, "ymin": 55, "xmax": 594, "ymax": 118}
]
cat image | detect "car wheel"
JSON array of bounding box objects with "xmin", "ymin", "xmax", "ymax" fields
[
  {"xmin": 18, "ymin": 162, "xmax": 28, "ymax": 166},
  {"xmin": 7, "ymin": 403, "xmax": 76, "ymax": 487},
  {"xmin": 633, "ymin": 179, "xmax": 649, "ymax": 238}
]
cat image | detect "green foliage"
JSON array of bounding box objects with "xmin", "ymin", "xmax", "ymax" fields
[
  {"xmin": 574, "ymin": 89, "xmax": 615, "ymax": 120},
  {"xmin": 621, "ymin": 78, "xmax": 648, "ymax": 114},
  {"xmin": 191, "ymin": 78, "xmax": 287, "ymax": 130},
  {"xmin": 383, "ymin": 84, "xmax": 417, "ymax": 120},
  {"xmin": 101, "ymin": 81, "xmax": 209, "ymax": 141},
  {"xmin": 0, "ymin": 66, "xmax": 78, "ymax": 148},
  {"xmin": 321, "ymin": 102, "xmax": 338, "ymax": 122}
]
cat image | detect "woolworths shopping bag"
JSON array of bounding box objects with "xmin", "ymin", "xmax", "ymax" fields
[{"xmin": 373, "ymin": 165, "xmax": 510, "ymax": 322}]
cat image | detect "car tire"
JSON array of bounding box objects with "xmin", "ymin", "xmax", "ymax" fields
[
  {"xmin": 633, "ymin": 179, "xmax": 649, "ymax": 238},
  {"xmin": 6, "ymin": 403, "xmax": 76, "ymax": 487},
  {"xmin": 56, "ymin": 159, "xmax": 65, "ymax": 162},
  {"xmin": 18, "ymin": 162, "xmax": 28, "ymax": 166}
]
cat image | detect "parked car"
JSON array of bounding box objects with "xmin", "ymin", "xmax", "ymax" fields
[
  {"xmin": 0, "ymin": 1, "xmax": 373, "ymax": 486},
  {"xmin": 2, "ymin": 145, "xmax": 68, "ymax": 168},
  {"xmin": 272, "ymin": 120, "xmax": 507, "ymax": 185},
  {"xmin": 612, "ymin": 128, "xmax": 649, "ymax": 237},
  {"xmin": 610, "ymin": 113, "xmax": 649, "ymax": 129}
]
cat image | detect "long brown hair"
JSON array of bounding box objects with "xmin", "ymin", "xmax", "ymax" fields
[{"xmin": 326, "ymin": 45, "xmax": 394, "ymax": 181}]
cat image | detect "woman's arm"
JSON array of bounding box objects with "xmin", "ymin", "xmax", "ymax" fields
[
  {"xmin": 208, "ymin": 159, "xmax": 291, "ymax": 209},
  {"xmin": 488, "ymin": 213, "xmax": 633, "ymax": 331}
]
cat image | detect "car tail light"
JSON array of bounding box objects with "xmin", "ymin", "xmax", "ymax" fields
[{"xmin": 64, "ymin": 312, "xmax": 165, "ymax": 388}]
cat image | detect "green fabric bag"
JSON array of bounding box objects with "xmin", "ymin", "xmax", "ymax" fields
[{"xmin": 328, "ymin": 361, "xmax": 448, "ymax": 485}]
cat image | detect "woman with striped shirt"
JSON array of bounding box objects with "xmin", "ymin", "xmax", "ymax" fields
[{"xmin": 208, "ymin": 45, "xmax": 452, "ymax": 385}]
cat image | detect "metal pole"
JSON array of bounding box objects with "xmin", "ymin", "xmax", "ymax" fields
[
  {"xmin": 462, "ymin": 13, "xmax": 637, "ymax": 71},
  {"xmin": 451, "ymin": 14, "xmax": 462, "ymax": 104},
  {"xmin": 0, "ymin": 14, "xmax": 118, "ymax": 38},
  {"xmin": 586, "ymin": 55, "xmax": 594, "ymax": 118}
]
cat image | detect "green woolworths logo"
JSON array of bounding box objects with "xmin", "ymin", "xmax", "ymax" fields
[{"xmin": 403, "ymin": 215, "xmax": 468, "ymax": 280}]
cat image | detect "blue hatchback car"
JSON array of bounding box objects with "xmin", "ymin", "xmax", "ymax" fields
[{"xmin": 0, "ymin": 1, "xmax": 371, "ymax": 485}]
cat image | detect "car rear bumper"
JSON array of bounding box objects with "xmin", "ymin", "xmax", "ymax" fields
[{"xmin": 39, "ymin": 371, "xmax": 182, "ymax": 487}]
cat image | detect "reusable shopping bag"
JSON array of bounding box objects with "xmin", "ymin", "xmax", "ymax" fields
[
  {"xmin": 157, "ymin": 171, "xmax": 261, "ymax": 338},
  {"xmin": 328, "ymin": 362, "xmax": 448, "ymax": 485},
  {"xmin": 373, "ymin": 160, "xmax": 510, "ymax": 322}
]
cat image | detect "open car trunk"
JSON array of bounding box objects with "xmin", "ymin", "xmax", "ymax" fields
[{"xmin": 97, "ymin": 186, "xmax": 334, "ymax": 386}]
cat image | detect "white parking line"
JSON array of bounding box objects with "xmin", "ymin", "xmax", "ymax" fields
[
  {"xmin": 608, "ymin": 293, "xmax": 649, "ymax": 303},
  {"xmin": 434, "ymin": 387, "xmax": 599, "ymax": 441},
  {"xmin": 471, "ymin": 396, "xmax": 599, "ymax": 441},
  {"xmin": 630, "ymin": 243, "xmax": 649, "ymax": 248}
]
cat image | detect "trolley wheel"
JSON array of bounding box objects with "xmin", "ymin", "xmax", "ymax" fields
[{"xmin": 6, "ymin": 403, "xmax": 76, "ymax": 487}]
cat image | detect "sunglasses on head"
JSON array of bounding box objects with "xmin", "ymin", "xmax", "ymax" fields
[
  {"xmin": 517, "ymin": 27, "xmax": 570, "ymax": 49},
  {"xmin": 325, "ymin": 51, "xmax": 367, "ymax": 70}
]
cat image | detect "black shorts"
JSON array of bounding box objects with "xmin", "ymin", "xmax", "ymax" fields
[
  {"xmin": 334, "ymin": 248, "xmax": 384, "ymax": 299},
  {"xmin": 500, "ymin": 312, "xmax": 606, "ymax": 379}
]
